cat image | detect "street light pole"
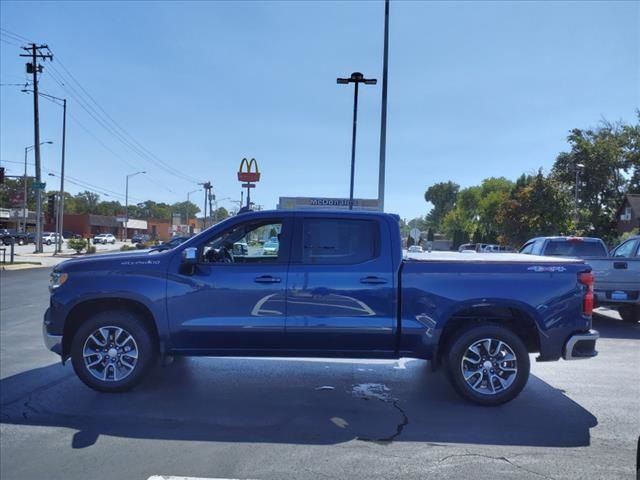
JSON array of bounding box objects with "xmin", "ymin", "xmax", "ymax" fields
[
  {"xmin": 377, "ymin": 0, "xmax": 390, "ymax": 212},
  {"xmin": 186, "ymin": 189, "xmax": 200, "ymax": 235},
  {"xmin": 124, "ymin": 171, "xmax": 145, "ymax": 241},
  {"xmin": 574, "ymin": 163, "xmax": 584, "ymax": 228},
  {"xmin": 337, "ymin": 72, "xmax": 377, "ymax": 210},
  {"xmin": 22, "ymin": 141, "xmax": 52, "ymax": 233},
  {"xmin": 55, "ymin": 98, "xmax": 67, "ymax": 254}
]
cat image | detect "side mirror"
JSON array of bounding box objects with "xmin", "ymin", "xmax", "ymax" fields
[{"xmin": 182, "ymin": 247, "xmax": 198, "ymax": 265}]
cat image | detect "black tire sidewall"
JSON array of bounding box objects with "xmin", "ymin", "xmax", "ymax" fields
[
  {"xmin": 71, "ymin": 310, "xmax": 156, "ymax": 392},
  {"xmin": 446, "ymin": 324, "xmax": 530, "ymax": 406},
  {"xmin": 618, "ymin": 305, "xmax": 640, "ymax": 323}
]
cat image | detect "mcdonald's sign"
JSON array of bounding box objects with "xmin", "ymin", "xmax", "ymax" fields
[{"xmin": 237, "ymin": 158, "xmax": 260, "ymax": 183}]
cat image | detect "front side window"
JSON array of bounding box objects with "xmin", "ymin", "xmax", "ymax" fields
[
  {"xmin": 613, "ymin": 240, "xmax": 637, "ymax": 258},
  {"xmin": 301, "ymin": 218, "xmax": 378, "ymax": 265},
  {"xmin": 519, "ymin": 242, "xmax": 534, "ymax": 255},
  {"xmin": 201, "ymin": 220, "xmax": 283, "ymax": 264}
]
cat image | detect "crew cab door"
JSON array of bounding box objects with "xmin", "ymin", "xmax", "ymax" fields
[
  {"xmin": 167, "ymin": 216, "xmax": 292, "ymax": 351},
  {"xmin": 285, "ymin": 215, "xmax": 396, "ymax": 354}
]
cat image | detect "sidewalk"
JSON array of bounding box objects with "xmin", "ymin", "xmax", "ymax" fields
[{"xmin": 2, "ymin": 243, "xmax": 123, "ymax": 270}]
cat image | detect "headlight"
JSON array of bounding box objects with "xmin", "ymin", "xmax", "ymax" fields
[{"xmin": 50, "ymin": 271, "xmax": 68, "ymax": 290}]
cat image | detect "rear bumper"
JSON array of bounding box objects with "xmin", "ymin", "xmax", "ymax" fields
[{"xmin": 563, "ymin": 329, "xmax": 599, "ymax": 360}]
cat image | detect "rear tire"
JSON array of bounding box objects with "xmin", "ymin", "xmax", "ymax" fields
[
  {"xmin": 618, "ymin": 305, "xmax": 640, "ymax": 324},
  {"xmin": 71, "ymin": 310, "xmax": 157, "ymax": 392},
  {"xmin": 445, "ymin": 324, "xmax": 530, "ymax": 406}
]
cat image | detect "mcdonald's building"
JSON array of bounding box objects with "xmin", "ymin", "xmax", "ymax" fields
[{"xmin": 277, "ymin": 197, "xmax": 381, "ymax": 211}]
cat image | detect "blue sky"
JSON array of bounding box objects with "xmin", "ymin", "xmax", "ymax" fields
[{"xmin": 1, "ymin": 1, "xmax": 638, "ymax": 219}]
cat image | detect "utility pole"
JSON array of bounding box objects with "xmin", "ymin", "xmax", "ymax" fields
[
  {"xmin": 200, "ymin": 181, "xmax": 212, "ymax": 229},
  {"xmin": 20, "ymin": 44, "xmax": 53, "ymax": 253},
  {"xmin": 377, "ymin": 0, "xmax": 390, "ymax": 212}
]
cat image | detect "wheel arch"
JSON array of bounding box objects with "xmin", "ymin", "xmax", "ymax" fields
[
  {"xmin": 434, "ymin": 302, "xmax": 540, "ymax": 370},
  {"xmin": 62, "ymin": 298, "xmax": 161, "ymax": 359}
]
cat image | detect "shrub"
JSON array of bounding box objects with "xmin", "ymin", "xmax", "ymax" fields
[
  {"xmin": 67, "ymin": 238, "xmax": 87, "ymax": 254},
  {"xmin": 120, "ymin": 244, "xmax": 137, "ymax": 251}
]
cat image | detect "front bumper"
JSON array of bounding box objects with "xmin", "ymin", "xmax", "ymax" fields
[
  {"xmin": 563, "ymin": 329, "xmax": 599, "ymax": 360},
  {"xmin": 43, "ymin": 310, "xmax": 63, "ymax": 356}
]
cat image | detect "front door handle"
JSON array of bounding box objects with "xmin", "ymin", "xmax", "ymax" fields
[
  {"xmin": 614, "ymin": 262, "xmax": 628, "ymax": 269},
  {"xmin": 255, "ymin": 275, "xmax": 281, "ymax": 284},
  {"xmin": 360, "ymin": 276, "xmax": 387, "ymax": 285}
]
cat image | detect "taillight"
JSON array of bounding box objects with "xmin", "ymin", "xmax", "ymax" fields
[{"xmin": 579, "ymin": 271, "xmax": 594, "ymax": 316}]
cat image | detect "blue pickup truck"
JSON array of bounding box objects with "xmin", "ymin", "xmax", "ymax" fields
[{"xmin": 43, "ymin": 210, "xmax": 598, "ymax": 405}]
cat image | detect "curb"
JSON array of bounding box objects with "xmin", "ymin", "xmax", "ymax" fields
[{"xmin": 2, "ymin": 263, "xmax": 45, "ymax": 271}]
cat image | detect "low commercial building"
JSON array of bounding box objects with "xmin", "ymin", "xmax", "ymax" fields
[{"xmin": 278, "ymin": 197, "xmax": 381, "ymax": 211}]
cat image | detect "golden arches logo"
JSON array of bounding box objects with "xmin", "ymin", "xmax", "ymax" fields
[{"xmin": 237, "ymin": 158, "xmax": 260, "ymax": 182}]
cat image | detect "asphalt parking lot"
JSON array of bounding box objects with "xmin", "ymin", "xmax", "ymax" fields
[{"xmin": 1, "ymin": 267, "xmax": 638, "ymax": 480}]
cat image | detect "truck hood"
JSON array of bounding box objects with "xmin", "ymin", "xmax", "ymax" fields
[{"xmin": 56, "ymin": 250, "xmax": 170, "ymax": 272}]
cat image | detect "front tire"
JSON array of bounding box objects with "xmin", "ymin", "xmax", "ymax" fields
[
  {"xmin": 71, "ymin": 310, "xmax": 157, "ymax": 392},
  {"xmin": 445, "ymin": 324, "xmax": 530, "ymax": 406},
  {"xmin": 618, "ymin": 305, "xmax": 639, "ymax": 323}
]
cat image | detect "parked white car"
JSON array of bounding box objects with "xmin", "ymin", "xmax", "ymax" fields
[
  {"xmin": 41, "ymin": 232, "xmax": 65, "ymax": 245},
  {"xmin": 93, "ymin": 233, "xmax": 116, "ymax": 245}
]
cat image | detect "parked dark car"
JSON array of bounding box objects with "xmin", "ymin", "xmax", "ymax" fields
[
  {"xmin": 44, "ymin": 210, "xmax": 598, "ymax": 406},
  {"xmin": 63, "ymin": 231, "xmax": 82, "ymax": 239},
  {"xmin": 0, "ymin": 229, "xmax": 29, "ymax": 245},
  {"xmin": 149, "ymin": 236, "xmax": 189, "ymax": 252},
  {"xmin": 131, "ymin": 234, "xmax": 151, "ymax": 244}
]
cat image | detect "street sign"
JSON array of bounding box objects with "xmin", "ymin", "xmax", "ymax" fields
[
  {"xmin": 32, "ymin": 182, "xmax": 46, "ymax": 190},
  {"xmin": 410, "ymin": 228, "xmax": 421, "ymax": 243},
  {"xmin": 241, "ymin": 183, "xmax": 256, "ymax": 188}
]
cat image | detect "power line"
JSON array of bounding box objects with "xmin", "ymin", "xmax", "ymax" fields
[
  {"xmin": 0, "ymin": 36, "xmax": 22, "ymax": 48},
  {"xmin": 0, "ymin": 159, "xmax": 142, "ymax": 202},
  {"xmin": 56, "ymin": 57, "xmax": 202, "ymax": 184},
  {"xmin": 0, "ymin": 27, "xmax": 33, "ymax": 43},
  {"xmin": 45, "ymin": 56, "xmax": 202, "ymax": 185}
]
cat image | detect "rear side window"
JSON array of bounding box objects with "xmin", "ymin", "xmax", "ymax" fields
[
  {"xmin": 543, "ymin": 240, "xmax": 607, "ymax": 258},
  {"xmin": 302, "ymin": 219, "xmax": 378, "ymax": 265}
]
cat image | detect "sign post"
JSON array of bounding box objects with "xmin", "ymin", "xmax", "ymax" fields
[{"xmin": 237, "ymin": 158, "xmax": 260, "ymax": 210}]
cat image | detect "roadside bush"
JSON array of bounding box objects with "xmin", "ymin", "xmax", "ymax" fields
[
  {"xmin": 120, "ymin": 244, "xmax": 137, "ymax": 251},
  {"xmin": 67, "ymin": 238, "xmax": 87, "ymax": 254}
]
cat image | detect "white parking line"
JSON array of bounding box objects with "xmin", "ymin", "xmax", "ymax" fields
[{"xmin": 148, "ymin": 477, "xmax": 258, "ymax": 480}]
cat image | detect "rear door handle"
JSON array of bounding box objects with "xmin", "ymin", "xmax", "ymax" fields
[
  {"xmin": 360, "ymin": 276, "xmax": 387, "ymax": 285},
  {"xmin": 613, "ymin": 262, "xmax": 628, "ymax": 269},
  {"xmin": 255, "ymin": 275, "xmax": 281, "ymax": 284}
]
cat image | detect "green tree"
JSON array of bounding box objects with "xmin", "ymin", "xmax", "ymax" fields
[
  {"xmin": 73, "ymin": 191, "xmax": 101, "ymax": 214},
  {"xmin": 171, "ymin": 201, "xmax": 201, "ymax": 223},
  {"xmin": 497, "ymin": 171, "xmax": 571, "ymax": 247},
  {"xmin": 424, "ymin": 181, "xmax": 459, "ymax": 231},
  {"xmin": 551, "ymin": 118, "xmax": 639, "ymax": 242},
  {"xmin": 213, "ymin": 206, "xmax": 230, "ymax": 221}
]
